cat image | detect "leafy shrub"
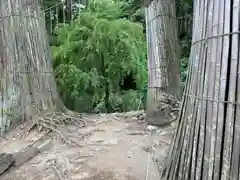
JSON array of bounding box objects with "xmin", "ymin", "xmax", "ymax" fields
[{"xmin": 51, "ymin": 0, "xmax": 147, "ymax": 113}]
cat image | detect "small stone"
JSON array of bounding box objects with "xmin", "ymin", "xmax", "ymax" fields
[
  {"xmin": 156, "ymin": 129, "xmax": 162, "ymax": 134},
  {"xmin": 132, "ymin": 117, "xmax": 138, "ymax": 121},
  {"xmin": 171, "ymin": 121, "xmax": 177, "ymax": 129},
  {"xmin": 142, "ymin": 146, "xmax": 151, "ymax": 153},
  {"xmin": 114, "ymin": 113, "xmax": 124, "ymax": 117},
  {"xmin": 146, "ymin": 125, "xmax": 158, "ymax": 132},
  {"xmin": 159, "ymin": 131, "xmax": 167, "ymax": 136},
  {"xmin": 124, "ymin": 111, "xmax": 135, "ymax": 118},
  {"xmin": 134, "ymin": 111, "xmax": 144, "ymax": 117},
  {"xmin": 138, "ymin": 114, "xmax": 146, "ymax": 120}
]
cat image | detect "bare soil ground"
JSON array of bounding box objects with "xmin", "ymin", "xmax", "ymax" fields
[{"xmin": 0, "ymin": 111, "xmax": 174, "ymax": 180}]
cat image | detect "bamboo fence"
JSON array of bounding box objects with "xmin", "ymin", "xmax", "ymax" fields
[{"xmin": 162, "ymin": 0, "xmax": 240, "ymax": 179}]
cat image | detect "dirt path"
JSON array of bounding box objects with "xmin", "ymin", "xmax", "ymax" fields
[{"xmin": 0, "ymin": 111, "xmax": 174, "ymax": 180}]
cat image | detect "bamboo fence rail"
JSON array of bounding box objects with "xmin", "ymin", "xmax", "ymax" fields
[{"xmin": 162, "ymin": 0, "xmax": 240, "ymax": 179}]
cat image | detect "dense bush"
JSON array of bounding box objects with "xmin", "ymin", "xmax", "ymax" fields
[{"xmin": 51, "ymin": 0, "xmax": 147, "ymax": 113}]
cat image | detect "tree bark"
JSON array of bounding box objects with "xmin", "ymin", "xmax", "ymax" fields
[
  {"xmin": 0, "ymin": 0, "xmax": 67, "ymax": 135},
  {"xmin": 162, "ymin": 0, "xmax": 240, "ymax": 179},
  {"xmin": 145, "ymin": 0, "xmax": 181, "ymax": 126}
]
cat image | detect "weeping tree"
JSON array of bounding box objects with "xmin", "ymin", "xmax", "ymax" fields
[
  {"xmin": 0, "ymin": 0, "xmax": 83, "ymax": 136},
  {"xmin": 162, "ymin": 0, "xmax": 240, "ymax": 179},
  {"xmin": 52, "ymin": 0, "xmax": 147, "ymax": 113},
  {"xmin": 144, "ymin": 0, "xmax": 181, "ymax": 126}
]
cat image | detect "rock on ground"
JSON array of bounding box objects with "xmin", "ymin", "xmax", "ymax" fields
[{"xmin": 0, "ymin": 111, "xmax": 174, "ymax": 180}]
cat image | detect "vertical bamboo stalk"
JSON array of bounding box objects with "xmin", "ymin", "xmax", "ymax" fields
[
  {"xmin": 212, "ymin": 0, "xmax": 224, "ymax": 179},
  {"xmin": 230, "ymin": 0, "xmax": 240, "ymax": 175},
  {"xmin": 56, "ymin": 4, "xmax": 59, "ymax": 27},
  {"xmin": 62, "ymin": 0, "xmax": 66, "ymax": 23},
  {"xmin": 49, "ymin": 10, "xmax": 52, "ymax": 34},
  {"xmin": 66, "ymin": 0, "xmax": 72, "ymax": 23},
  {"xmin": 202, "ymin": 0, "xmax": 214, "ymax": 179},
  {"xmin": 221, "ymin": 0, "xmax": 239, "ymax": 179}
]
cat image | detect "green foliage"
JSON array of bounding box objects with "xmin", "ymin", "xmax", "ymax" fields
[
  {"xmin": 42, "ymin": 0, "xmax": 60, "ymax": 9},
  {"xmin": 180, "ymin": 39, "xmax": 191, "ymax": 81},
  {"xmin": 51, "ymin": 0, "xmax": 147, "ymax": 113},
  {"xmin": 94, "ymin": 90, "xmax": 144, "ymax": 113},
  {"xmin": 121, "ymin": 0, "xmax": 143, "ymax": 20},
  {"xmin": 176, "ymin": 0, "xmax": 193, "ymax": 16},
  {"xmin": 177, "ymin": 0, "xmax": 193, "ymax": 82}
]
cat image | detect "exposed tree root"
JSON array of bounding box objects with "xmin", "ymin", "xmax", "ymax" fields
[{"xmin": 26, "ymin": 111, "xmax": 88, "ymax": 147}]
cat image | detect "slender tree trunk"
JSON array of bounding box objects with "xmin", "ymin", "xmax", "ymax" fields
[
  {"xmin": 144, "ymin": 0, "xmax": 181, "ymax": 126},
  {"xmin": 0, "ymin": 0, "xmax": 68, "ymax": 135},
  {"xmin": 66, "ymin": 0, "xmax": 72, "ymax": 23},
  {"xmin": 162, "ymin": 0, "xmax": 240, "ymax": 179}
]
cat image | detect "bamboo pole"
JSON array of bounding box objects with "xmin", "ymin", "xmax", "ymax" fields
[{"xmin": 66, "ymin": 0, "xmax": 72, "ymax": 23}]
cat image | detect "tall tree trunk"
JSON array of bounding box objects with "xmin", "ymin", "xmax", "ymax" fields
[
  {"xmin": 144, "ymin": 0, "xmax": 181, "ymax": 126},
  {"xmin": 0, "ymin": 0, "xmax": 70, "ymax": 135},
  {"xmin": 162, "ymin": 0, "xmax": 240, "ymax": 179}
]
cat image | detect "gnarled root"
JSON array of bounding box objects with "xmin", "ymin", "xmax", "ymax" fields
[{"xmin": 27, "ymin": 111, "xmax": 87, "ymax": 147}]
